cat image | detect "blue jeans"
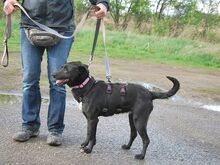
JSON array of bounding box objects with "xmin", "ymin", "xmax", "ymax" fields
[{"xmin": 20, "ymin": 28, "xmax": 74, "ymax": 133}]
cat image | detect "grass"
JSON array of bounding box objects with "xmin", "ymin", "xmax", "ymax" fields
[
  {"xmin": 71, "ymin": 30, "xmax": 220, "ymax": 68},
  {"xmin": 0, "ymin": 17, "xmax": 220, "ymax": 69}
]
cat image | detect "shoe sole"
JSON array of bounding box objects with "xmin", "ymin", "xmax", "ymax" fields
[{"xmin": 47, "ymin": 142, "xmax": 62, "ymax": 146}]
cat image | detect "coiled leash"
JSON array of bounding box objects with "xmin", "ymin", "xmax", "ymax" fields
[{"xmin": 1, "ymin": 14, "xmax": 11, "ymax": 67}]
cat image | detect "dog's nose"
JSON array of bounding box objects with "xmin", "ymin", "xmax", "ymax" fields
[{"xmin": 52, "ymin": 66, "xmax": 64, "ymax": 78}]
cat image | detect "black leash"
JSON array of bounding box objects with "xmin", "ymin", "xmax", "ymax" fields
[{"xmin": 89, "ymin": 19, "xmax": 101, "ymax": 63}]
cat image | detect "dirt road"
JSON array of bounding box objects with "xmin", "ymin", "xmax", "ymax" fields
[{"xmin": 1, "ymin": 53, "xmax": 220, "ymax": 104}]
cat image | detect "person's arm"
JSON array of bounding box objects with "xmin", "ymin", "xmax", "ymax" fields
[
  {"xmin": 89, "ymin": 0, "xmax": 110, "ymax": 19},
  {"xmin": 3, "ymin": 0, "xmax": 18, "ymax": 15}
]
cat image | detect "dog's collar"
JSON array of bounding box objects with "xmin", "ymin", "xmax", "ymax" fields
[{"xmin": 71, "ymin": 76, "xmax": 91, "ymax": 89}]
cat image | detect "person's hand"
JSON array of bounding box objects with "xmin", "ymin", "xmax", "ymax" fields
[
  {"xmin": 3, "ymin": 0, "xmax": 18, "ymax": 15},
  {"xmin": 95, "ymin": 3, "xmax": 107, "ymax": 19}
]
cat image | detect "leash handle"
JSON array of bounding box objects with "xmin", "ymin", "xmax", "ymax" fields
[{"xmin": 1, "ymin": 14, "xmax": 11, "ymax": 67}]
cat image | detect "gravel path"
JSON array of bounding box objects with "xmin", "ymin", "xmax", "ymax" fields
[{"xmin": 0, "ymin": 98, "xmax": 220, "ymax": 165}]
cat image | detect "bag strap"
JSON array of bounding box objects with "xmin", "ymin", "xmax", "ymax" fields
[{"xmin": 14, "ymin": 2, "xmax": 91, "ymax": 39}]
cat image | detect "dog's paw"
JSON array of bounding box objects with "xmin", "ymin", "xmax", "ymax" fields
[
  {"xmin": 81, "ymin": 147, "xmax": 92, "ymax": 154},
  {"xmin": 80, "ymin": 147, "xmax": 85, "ymax": 153},
  {"xmin": 81, "ymin": 141, "xmax": 89, "ymax": 147},
  {"xmin": 135, "ymin": 154, "xmax": 145, "ymax": 160},
  {"xmin": 80, "ymin": 145, "xmax": 86, "ymax": 150},
  {"xmin": 81, "ymin": 142, "xmax": 88, "ymax": 148},
  {"xmin": 121, "ymin": 144, "xmax": 130, "ymax": 150}
]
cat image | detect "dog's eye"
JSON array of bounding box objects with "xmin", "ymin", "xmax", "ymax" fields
[
  {"xmin": 63, "ymin": 66, "xmax": 67, "ymax": 71},
  {"xmin": 59, "ymin": 65, "xmax": 65, "ymax": 70}
]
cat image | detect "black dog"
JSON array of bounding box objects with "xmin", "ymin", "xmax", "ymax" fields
[{"xmin": 53, "ymin": 61, "xmax": 180, "ymax": 160}]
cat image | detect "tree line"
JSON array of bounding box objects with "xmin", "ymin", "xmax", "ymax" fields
[{"xmin": 76, "ymin": 0, "xmax": 220, "ymax": 43}]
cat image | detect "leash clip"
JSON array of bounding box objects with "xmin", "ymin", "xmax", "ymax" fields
[
  {"xmin": 88, "ymin": 56, "xmax": 93, "ymax": 67},
  {"xmin": 106, "ymin": 75, "xmax": 111, "ymax": 83}
]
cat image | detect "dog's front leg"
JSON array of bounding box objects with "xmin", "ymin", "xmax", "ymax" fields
[
  {"xmin": 81, "ymin": 118, "xmax": 99, "ymax": 154},
  {"xmin": 81, "ymin": 118, "xmax": 97, "ymax": 148},
  {"xmin": 81, "ymin": 112, "xmax": 90, "ymax": 148}
]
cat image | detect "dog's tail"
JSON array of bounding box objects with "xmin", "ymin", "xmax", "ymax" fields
[{"xmin": 151, "ymin": 76, "xmax": 180, "ymax": 100}]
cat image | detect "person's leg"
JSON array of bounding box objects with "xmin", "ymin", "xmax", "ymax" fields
[
  {"xmin": 13, "ymin": 28, "xmax": 45, "ymax": 142},
  {"xmin": 46, "ymin": 33, "xmax": 73, "ymax": 145}
]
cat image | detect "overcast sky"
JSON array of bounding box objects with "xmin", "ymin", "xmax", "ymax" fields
[{"xmin": 149, "ymin": 0, "xmax": 220, "ymax": 14}]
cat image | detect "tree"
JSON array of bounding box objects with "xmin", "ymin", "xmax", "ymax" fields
[
  {"xmin": 169, "ymin": 0, "xmax": 198, "ymax": 36},
  {"xmin": 110, "ymin": 0, "xmax": 129, "ymax": 29},
  {"xmin": 155, "ymin": 0, "xmax": 173, "ymax": 19},
  {"xmin": 199, "ymin": 0, "xmax": 220, "ymax": 38},
  {"xmin": 132, "ymin": 0, "xmax": 151, "ymax": 29}
]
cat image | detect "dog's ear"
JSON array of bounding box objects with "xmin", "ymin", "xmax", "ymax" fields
[{"xmin": 79, "ymin": 64, "xmax": 89, "ymax": 74}]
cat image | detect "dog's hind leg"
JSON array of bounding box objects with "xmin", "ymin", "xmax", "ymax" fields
[
  {"xmin": 133, "ymin": 113, "xmax": 150, "ymax": 160},
  {"xmin": 122, "ymin": 112, "xmax": 137, "ymax": 150},
  {"xmin": 81, "ymin": 118, "xmax": 99, "ymax": 154}
]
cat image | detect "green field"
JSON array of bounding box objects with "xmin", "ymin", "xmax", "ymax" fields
[{"xmin": 1, "ymin": 17, "xmax": 220, "ymax": 69}]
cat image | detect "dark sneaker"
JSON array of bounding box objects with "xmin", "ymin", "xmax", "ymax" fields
[
  {"xmin": 12, "ymin": 129, "xmax": 39, "ymax": 142},
  {"xmin": 47, "ymin": 132, "xmax": 62, "ymax": 146}
]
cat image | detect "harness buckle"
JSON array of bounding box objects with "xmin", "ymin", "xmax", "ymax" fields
[
  {"xmin": 106, "ymin": 75, "xmax": 111, "ymax": 83},
  {"xmin": 120, "ymin": 85, "xmax": 126, "ymax": 96},
  {"xmin": 106, "ymin": 84, "xmax": 112, "ymax": 94}
]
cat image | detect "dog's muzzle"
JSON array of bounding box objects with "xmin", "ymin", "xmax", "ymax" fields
[{"xmin": 56, "ymin": 79, "xmax": 69, "ymax": 86}]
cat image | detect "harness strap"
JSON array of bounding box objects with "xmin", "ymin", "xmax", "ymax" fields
[
  {"xmin": 103, "ymin": 83, "xmax": 112, "ymax": 113},
  {"xmin": 103, "ymin": 84, "xmax": 127, "ymax": 113}
]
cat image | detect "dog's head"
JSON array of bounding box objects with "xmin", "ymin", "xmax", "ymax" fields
[{"xmin": 53, "ymin": 61, "xmax": 89, "ymax": 87}]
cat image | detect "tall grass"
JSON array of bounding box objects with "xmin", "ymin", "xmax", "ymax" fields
[
  {"xmin": 72, "ymin": 30, "xmax": 220, "ymax": 68},
  {"xmin": 0, "ymin": 17, "xmax": 220, "ymax": 69}
]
